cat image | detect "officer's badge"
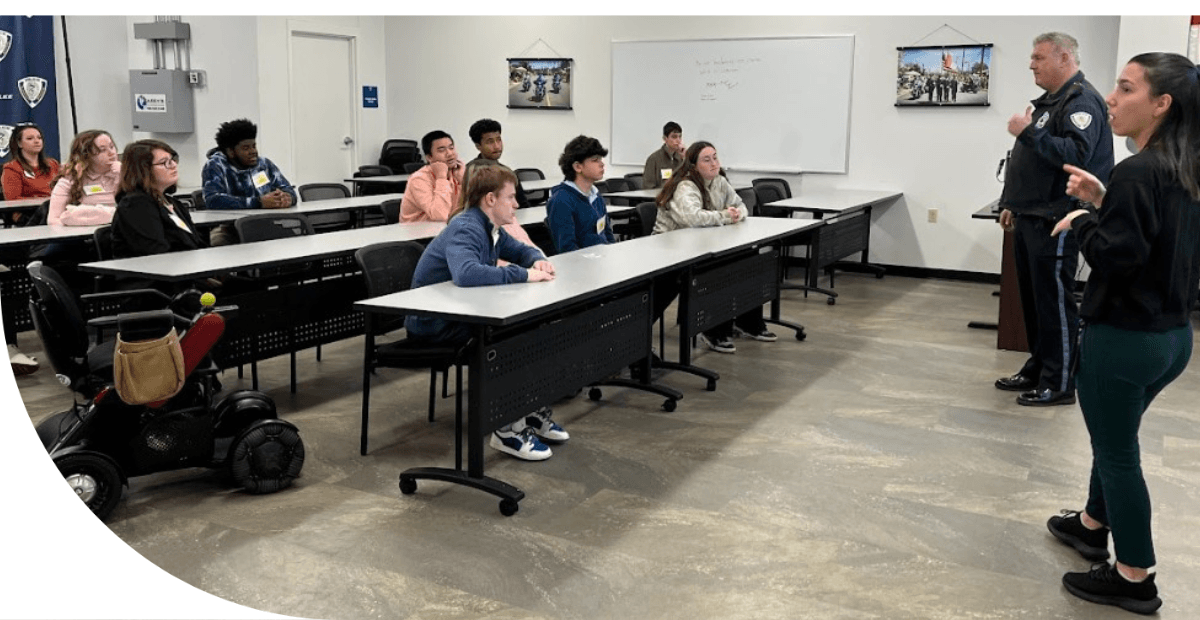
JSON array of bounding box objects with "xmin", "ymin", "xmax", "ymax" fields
[
  {"xmin": 0, "ymin": 31, "xmax": 12, "ymax": 63},
  {"xmin": 1070, "ymin": 112, "xmax": 1093, "ymax": 130},
  {"xmin": 0, "ymin": 125, "xmax": 12, "ymax": 159},
  {"xmin": 1035, "ymin": 111, "xmax": 1050, "ymax": 129},
  {"xmin": 18, "ymin": 76, "xmax": 47, "ymax": 109}
]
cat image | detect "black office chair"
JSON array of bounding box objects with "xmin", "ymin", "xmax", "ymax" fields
[
  {"xmin": 751, "ymin": 178, "xmax": 793, "ymax": 218},
  {"xmin": 352, "ymin": 164, "xmax": 396, "ymax": 202},
  {"xmin": 190, "ymin": 189, "xmax": 206, "ymax": 211},
  {"xmin": 612, "ymin": 200, "xmax": 657, "ymax": 240},
  {"xmin": 624, "ymin": 172, "xmax": 644, "ymax": 190},
  {"xmin": 514, "ymin": 168, "xmax": 547, "ymax": 205},
  {"xmin": 736, "ymin": 187, "xmax": 757, "ymax": 216},
  {"xmin": 380, "ymin": 199, "xmax": 402, "ymax": 225},
  {"xmin": 402, "ymin": 161, "xmax": 427, "ymax": 174},
  {"xmin": 90, "ymin": 226, "xmax": 114, "ymax": 294},
  {"xmin": 604, "ymin": 177, "xmax": 633, "ymax": 206},
  {"xmin": 380, "ymin": 145, "xmax": 421, "ymax": 176},
  {"xmin": 234, "ymin": 213, "xmax": 319, "ymax": 392},
  {"xmin": 355, "ymin": 241, "xmax": 468, "ymax": 455},
  {"xmin": 297, "ymin": 183, "xmax": 354, "ymax": 232}
]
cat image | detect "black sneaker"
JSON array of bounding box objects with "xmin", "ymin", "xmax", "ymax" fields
[
  {"xmin": 1048, "ymin": 509, "xmax": 1110, "ymax": 561},
  {"xmin": 1062, "ymin": 562, "xmax": 1161, "ymax": 615}
]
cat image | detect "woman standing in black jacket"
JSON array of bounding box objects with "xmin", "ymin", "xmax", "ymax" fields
[
  {"xmin": 111, "ymin": 139, "xmax": 204, "ymax": 292},
  {"xmin": 1046, "ymin": 52, "xmax": 1200, "ymax": 615}
]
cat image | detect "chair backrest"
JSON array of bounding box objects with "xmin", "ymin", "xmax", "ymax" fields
[
  {"xmin": 234, "ymin": 213, "xmax": 315, "ymax": 242},
  {"xmin": 379, "ymin": 139, "xmax": 418, "ymax": 159},
  {"xmin": 402, "ymin": 161, "xmax": 427, "ymax": 174},
  {"xmin": 297, "ymin": 183, "xmax": 351, "ymax": 202},
  {"xmin": 92, "ymin": 225, "xmax": 112, "ymax": 261},
  {"xmin": 604, "ymin": 177, "xmax": 632, "ymax": 206},
  {"xmin": 27, "ymin": 261, "xmax": 92, "ymax": 385},
  {"xmin": 355, "ymin": 164, "xmax": 393, "ymax": 177},
  {"xmin": 380, "ymin": 145, "xmax": 421, "ymax": 174},
  {"xmin": 736, "ymin": 187, "xmax": 758, "ymax": 215},
  {"xmin": 380, "ymin": 199, "xmax": 402, "ymax": 225},
  {"xmin": 190, "ymin": 189, "xmax": 206, "ymax": 210},
  {"xmin": 752, "ymin": 178, "xmax": 792, "ymax": 218},
  {"xmin": 635, "ymin": 201, "xmax": 658, "ymax": 238},
  {"xmin": 354, "ymin": 241, "xmax": 425, "ymax": 334},
  {"xmin": 515, "ymin": 168, "xmax": 547, "ymax": 205},
  {"xmin": 623, "ymin": 172, "xmax": 644, "ymax": 190}
]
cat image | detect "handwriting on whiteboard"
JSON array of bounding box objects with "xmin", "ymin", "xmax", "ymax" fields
[{"xmin": 696, "ymin": 57, "xmax": 760, "ymax": 101}]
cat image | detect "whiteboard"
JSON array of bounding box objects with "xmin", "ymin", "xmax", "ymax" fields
[{"xmin": 611, "ymin": 36, "xmax": 855, "ymax": 174}]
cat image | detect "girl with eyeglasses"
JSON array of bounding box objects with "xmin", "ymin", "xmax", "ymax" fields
[
  {"xmin": 111, "ymin": 140, "xmax": 203, "ymax": 292},
  {"xmin": 47, "ymin": 130, "xmax": 121, "ymax": 226}
]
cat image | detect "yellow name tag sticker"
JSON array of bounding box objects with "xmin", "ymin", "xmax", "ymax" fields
[
  {"xmin": 661, "ymin": 169, "xmax": 672, "ymax": 180},
  {"xmin": 167, "ymin": 212, "xmax": 192, "ymax": 232},
  {"xmin": 83, "ymin": 184, "xmax": 104, "ymax": 195},
  {"xmin": 252, "ymin": 171, "xmax": 270, "ymax": 188},
  {"xmin": 595, "ymin": 216, "xmax": 606, "ymax": 235}
]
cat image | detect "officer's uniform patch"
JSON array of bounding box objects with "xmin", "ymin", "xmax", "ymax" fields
[
  {"xmin": 1070, "ymin": 112, "xmax": 1093, "ymax": 130},
  {"xmin": 1035, "ymin": 112, "xmax": 1050, "ymax": 129}
]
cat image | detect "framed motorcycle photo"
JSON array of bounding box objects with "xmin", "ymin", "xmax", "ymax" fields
[
  {"xmin": 507, "ymin": 58, "xmax": 573, "ymax": 110},
  {"xmin": 895, "ymin": 44, "xmax": 992, "ymax": 107}
]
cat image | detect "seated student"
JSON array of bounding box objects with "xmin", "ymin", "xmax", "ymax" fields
[
  {"xmin": 642, "ymin": 121, "xmax": 684, "ymax": 189},
  {"xmin": 546, "ymin": 135, "xmax": 615, "ymax": 252},
  {"xmin": 111, "ymin": 140, "xmax": 205, "ymax": 293},
  {"xmin": 48, "ymin": 130, "xmax": 120, "ymax": 226},
  {"xmin": 654, "ymin": 141, "xmax": 776, "ymax": 353},
  {"xmin": 405, "ymin": 166, "xmax": 566, "ymax": 461},
  {"xmin": 404, "ymin": 128, "xmax": 539, "ymax": 251},
  {"xmin": 400, "ymin": 130, "xmax": 465, "ymax": 224},
  {"xmin": 2, "ymin": 123, "xmax": 60, "ymax": 376},
  {"xmin": 201, "ymin": 118, "xmax": 297, "ymax": 246},
  {"xmin": 461, "ymin": 118, "xmax": 530, "ymax": 210}
]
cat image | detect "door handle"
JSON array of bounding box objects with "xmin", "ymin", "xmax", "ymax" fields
[{"xmin": 343, "ymin": 136, "xmax": 354, "ymax": 146}]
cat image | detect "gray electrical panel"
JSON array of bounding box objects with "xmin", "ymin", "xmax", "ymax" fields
[{"xmin": 129, "ymin": 69, "xmax": 194, "ymax": 133}]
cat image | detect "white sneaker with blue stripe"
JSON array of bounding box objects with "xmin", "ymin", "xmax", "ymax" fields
[
  {"xmin": 525, "ymin": 407, "xmax": 569, "ymax": 443},
  {"xmin": 490, "ymin": 426, "xmax": 552, "ymax": 461}
]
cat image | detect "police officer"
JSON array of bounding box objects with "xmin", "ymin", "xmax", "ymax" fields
[{"xmin": 996, "ymin": 32, "xmax": 1114, "ymax": 406}]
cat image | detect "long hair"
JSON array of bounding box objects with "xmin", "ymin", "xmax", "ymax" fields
[
  {"xmin": 6, "ymin": 123, "xmax": 54, "ymax": 173},
  {"xmin": 119, "ymin": 139, "xmax": 178, "ymax": 204},
  {"xmin": 1130, "ymin": 52, "xmax": 1200, "ymax": 200},
  {"xmin": 657, "ymin": 141, "xmax": 716, "ymax": 211},
  {"xmin": 449, "ymin": 164, "xmax": 517, "ymax": 220},
  {"xmin": 55, "ymin": 130, "xmax": 117, "ymax": 205}
]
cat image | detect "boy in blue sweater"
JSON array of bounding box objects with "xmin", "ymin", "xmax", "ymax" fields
[
  {"xmin": 546, "ymin": 135, "xmax": 615, "ymax": 253},
  {"xmin": 405, "ymin": 166, "xmax": 566, "ymax": 461}
]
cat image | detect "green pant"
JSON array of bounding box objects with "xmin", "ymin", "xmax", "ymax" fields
[{"xmin": 1078, "ymin": 322, "xmax": 1193, "ymax": 568}]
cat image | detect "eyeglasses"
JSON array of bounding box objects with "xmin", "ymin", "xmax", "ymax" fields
[{"xmin": 152, "ymin": 156, "xmax": 179, "ymax": 169}]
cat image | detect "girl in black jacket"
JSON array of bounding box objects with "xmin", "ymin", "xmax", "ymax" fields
[{"xmin": 1046, "ymin": 52, "xmax": 1200, "ymax": 615}]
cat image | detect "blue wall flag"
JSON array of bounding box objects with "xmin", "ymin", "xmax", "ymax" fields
[{"xmin": 0, "ymin": 16, "xmax": 59, "ymax": 161}]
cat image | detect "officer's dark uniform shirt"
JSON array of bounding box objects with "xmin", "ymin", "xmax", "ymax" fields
[{"xmin": 1000, "ymin": 71, "xmax": 1113, "ymax": 218}]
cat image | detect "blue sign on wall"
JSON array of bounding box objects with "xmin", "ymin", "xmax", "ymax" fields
[
  {"xmin": 362, "ymin": 85, "xmax": 378, "ymax": 109},
  {"xmin": 0, "ymin": 16, "xmax": 59, "ymax": 161}
]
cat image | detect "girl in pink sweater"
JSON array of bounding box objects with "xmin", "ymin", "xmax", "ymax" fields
[{"xmin": 47, "ymin": 130, "xmax": 121, "ymax": 226}]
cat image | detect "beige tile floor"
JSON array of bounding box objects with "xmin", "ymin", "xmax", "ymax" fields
[{"xmin": 10, "ymin": 274, "xmax": 1200, "ymax": 619}]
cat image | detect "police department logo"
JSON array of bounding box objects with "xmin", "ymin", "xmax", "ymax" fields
[
  {"xmin": 0, "ymin": 31, "xmax": 12, "ymax": 63},
  {"xmin": 18, "ymin": 76, "xmax": 47, "ymax": 109},
  {"xmin": 1035, "ymin": 111, "xmax": 1050, "ymax": 129},
  {"xmin": 1070, "ymin": 112, "xmax": 1093, "ymax": 130},
  {"xmin": 0, "ymin": 125, "xmax": 12, "ymax": 159}
]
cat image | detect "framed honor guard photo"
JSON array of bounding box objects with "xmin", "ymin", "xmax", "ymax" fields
[{"xmin": 895, "ymin": 44, "xmax": 992, "ymax": 107}]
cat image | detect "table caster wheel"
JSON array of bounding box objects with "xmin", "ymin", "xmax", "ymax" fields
[
  {"xmin": 796, "ymin": 329, "xmax": 807, "ymax": 341},
  {"xmin": 827, "ymin": 297, "xmax": 836, "ymax": 305},
  {"xmin": 588, "ymin": 387, "xmax": 602, "ymax": 401},
  {"xmin": 662, "ymin": 399, "xmax": 677, "ymax": 412},
  {"xmin": 499, "ymin": 498, "xmax": 519, "ymax": 516},
  {"xmin": 706, "ymin": 378, "xmax": 717, "ymax": 391},
  {"xmin": 399, "ymin": 476, "xmax": 417, "ymax": 495}
]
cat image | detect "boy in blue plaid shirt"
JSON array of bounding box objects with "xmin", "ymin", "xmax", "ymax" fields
[{"xmin": 201, "ymin": 118, "xmax": 297, "ymax": 245}]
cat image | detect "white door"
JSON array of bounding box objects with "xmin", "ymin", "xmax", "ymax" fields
[{"xmin": 289, "ymin": 32, "xmax": 356, "ymax": 190}]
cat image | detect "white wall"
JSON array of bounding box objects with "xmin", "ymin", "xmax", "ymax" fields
[
  {"xmin": 52, "ymin": 15, "xmax": 387, "ymax": 193},
  {"xmin": 383, "ymin": 16, "xmax": 1131, "ymax": 275}
]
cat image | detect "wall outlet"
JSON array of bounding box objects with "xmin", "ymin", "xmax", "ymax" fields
[{"xmin": 927, "ymin": 208, "xmax": 938, "ymax": 223}]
